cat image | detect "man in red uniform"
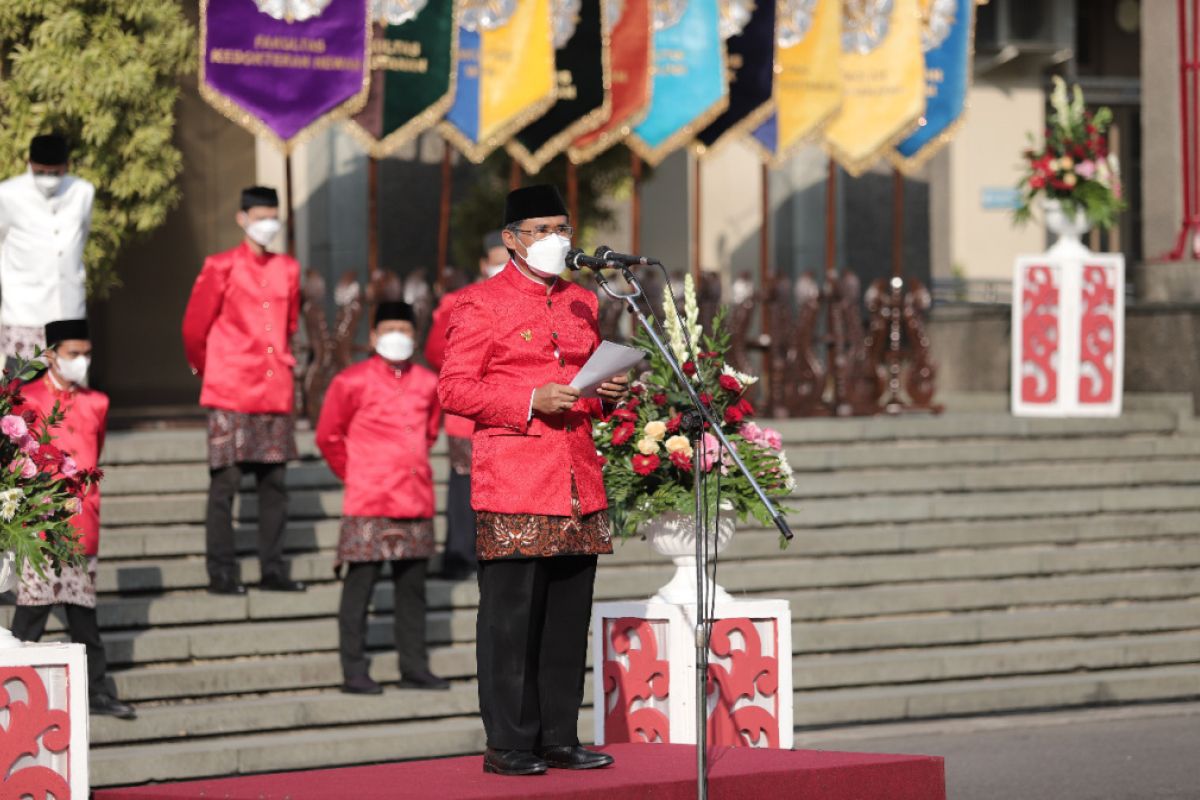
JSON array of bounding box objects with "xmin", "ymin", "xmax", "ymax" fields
[
  {"xmin": 182, "ymin": 186, "xmax": 306, "ymax": 595},
  {"xmin": 439, "ymin": 185, "xmax": 629, "ymax": 776},
  {"xmin": 424, "ymin": 231, "xmax": 508, "ymax": 581},
  {"xmin": 316, "ymin": 301, "xmax": 450, "ymax": 695},
  {"xmin": 9, "ymin": 319, "xmax": 136, "ymax": 719}
]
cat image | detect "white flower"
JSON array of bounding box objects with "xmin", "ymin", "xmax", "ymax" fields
[
  {"xmin": 722, "ymin": 362, "xmax": 759, "ymax": 387},
  {"xmin": 664, "ymin": 435, "xmax": 693, "ymax": 456},
  {"xmin": 637, "ymin": 437, "xmax": 660, "ymax": 455},
  {"xmin": 661, "ymin": 288, "xmax": 689, "ymax": 365},
  {"xmin": 776, "ymin": 449, "xmax": 796, "ymax": 493},
  {"xmin": 0, "ymin": 487, "xmax": 22, "ymax": 522},
  {"xmin": 643, "ymin": 420, "xmax": 667, "ymax": 441}
]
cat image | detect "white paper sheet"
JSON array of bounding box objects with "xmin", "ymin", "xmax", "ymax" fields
[{"xmin": 570, "ymin": 340, "xmax": 647, "ymax": 397}]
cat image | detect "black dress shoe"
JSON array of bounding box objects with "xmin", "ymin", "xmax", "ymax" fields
[
  {"xmin": 207, "ymin": 579, "xmax": 247, "ymax": 595},
  {"xmin": 341, "ymin": 675, "xmax": 383, "ymax": 695},
  {"xmin": 398, "ymin": 669, "xmax": 450, "ymax": 690},
  {"xmin": 259, "ymin": 576, "xmax": 307, "ymax": 592},
  {"xmin": 535, "ymin": 745, "xmax": 614, "ymax": 770},
  {"xmin": 483, "ymin": 748, "xmax": 548, "ymax": 776},
  {"xmin": 90, "ymin": 694, "xmax": 137, "ymax": 720}
]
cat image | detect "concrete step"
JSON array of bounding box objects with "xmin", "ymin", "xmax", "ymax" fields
[
  {"xmin": 794, "ymin": 663, "xmax": 1200, "ymax": 727},
  {"xmin": 792, "ymin": 631, "xmax": 1200, "ymax": 690},
  {"xmin": 794, "ymin": 598, "xmax": 1200, "ymax": 654}
]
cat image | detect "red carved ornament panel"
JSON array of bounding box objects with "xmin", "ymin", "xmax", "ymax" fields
[{"xmin": 1021, "ymin": 265, "xmax": 1060, "ymax": 404}]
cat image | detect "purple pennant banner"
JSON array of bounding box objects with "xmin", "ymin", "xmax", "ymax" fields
[{"xmin": 200, "ymin": 0, "xmax": 372, "ymax": 150}]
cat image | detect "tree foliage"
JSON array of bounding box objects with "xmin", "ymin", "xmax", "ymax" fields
[{"xmin": 0, "ymin": 0, "xmax": 195, "ymax": 296}]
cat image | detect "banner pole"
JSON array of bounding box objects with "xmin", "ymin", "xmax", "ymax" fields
[
  {"xmin": 285, "ymin": 153, "xmax": 297, "ymax": 257},
  {"xmin": 567, "ymin": 160, "xmax": 580, "ymax": 225},
  {"xmin": 630, "ymin": 151, "xmax": 643, "ymax": 253},
  {"xmin": 760, "ymin": 160, "xmax": 772, "ymax": 412},
  {"xmin": 368, "ymin": 156, "xmax": 379, "ymax": 274},
  {"xmin": 437, "ymin": 144, "xmax": 452, "ymax": 293}
]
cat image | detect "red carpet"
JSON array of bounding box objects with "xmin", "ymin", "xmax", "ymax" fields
[{"xmin": 94, "ymin": 744, "xmax": 945, "ymax": 800}]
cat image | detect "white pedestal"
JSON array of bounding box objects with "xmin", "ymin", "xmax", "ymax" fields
[
  {"xmin": 592, "ymin": 598, "xmax": 793, "ymax": 749},
  {"xmin": 0, "ymin": 642, "xmax": 90, "ymax": 798},
  {"xmin": 1011, "ymin": 242, "xmax": 1125, "ymax": 416}
]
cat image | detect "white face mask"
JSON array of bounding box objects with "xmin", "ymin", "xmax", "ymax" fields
[
  {"xmin": 517, "ymin": 234, "xmax": 571, "ymax": 278},
  {"xmin": 485, "ymin": 263, "xmax": 506, "ymax": 278},
  {"xmin": 33, "ymin": 174, "xmax": 64, "ymax": 198},
  {"xmin": 57, "ymin": 355, "xmax": 90, "ymax": 386},
  {"xmin": 244, "ymin": 217, "xmax": 282, "ymax": 247},
  {"xmin": 375, "ymin": 331, "xmax": 414, "ymax": 362}
]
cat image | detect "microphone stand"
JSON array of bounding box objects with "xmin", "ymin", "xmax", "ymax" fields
[{"xmin": 589, "ymin": 263, "xmax": 793, "ymax": 800}]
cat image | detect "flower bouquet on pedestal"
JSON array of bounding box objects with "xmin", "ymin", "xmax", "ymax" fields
[
  {"xmin": 0, "ymin": 358, "xmax": 98, "ymax": 600},
  {"xmin": 593, "ymin": 274, "xmax": 795, "ymax": 551},
  {"xmin": 1015, "ymin": 76, "xmax": 1125, "ymax": 234}
]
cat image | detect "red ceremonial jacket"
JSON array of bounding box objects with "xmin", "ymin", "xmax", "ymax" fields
[
  {"xmin": 181, "ymin": 241, "xmax": 300, "ymax": 414},
  {"xmin": 438, "ymin": 262, "xmax": 607, "ymax": 517},
  {"xmin": 19, "ymin": 375, "xmax": 107, "ymax": 557},
  {"xmin": 424, "ymin": 288, "xmax": 475, "ymax": 439},
  {"xmin": 315, "ymin": 356, "xmax": 442, "ymax": 519}
]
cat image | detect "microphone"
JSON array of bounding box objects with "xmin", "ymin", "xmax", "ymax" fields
[
  {"xmin": 593, "ymin": 245, "xmax": 661, "ymax": 267},
  {"xmin": 565, "ymin": 248, "xmax": 610, "ymax": 271}
]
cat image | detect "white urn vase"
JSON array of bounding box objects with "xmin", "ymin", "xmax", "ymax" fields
[
  {"xmin": 641, "ymin": 508, "xmax": 736, "ymax": 605},
  {"xmin": 0, "ymin": 551, "xmax": 21, "ymax": 649},
  {"xmin": 1043, "ymin": 198, "xmax": 1092, "ymax": 255}
]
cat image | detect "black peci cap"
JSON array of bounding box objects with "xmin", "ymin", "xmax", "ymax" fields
[
  {"xmin": 240, "ymin": 186, "xmax": 280, "ymax": 211},
  {"xmin": 45, "ymin": 319, "xmax": 89, "ymax": 347},
  {"xmin": 503, "ymin": 185, "xmax": 568, "ymax": 226},
  {"xmin": 30, "ymin": 134, "xmax": 69, "ymax": 166},
  {"xmin": 374, "ymin": 301, "xmax": 414, "ymax": 325}
]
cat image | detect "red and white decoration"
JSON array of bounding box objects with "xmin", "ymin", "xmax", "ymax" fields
[
  {"xmin": 593, "ymin": 598, "xmax": 794, "ymax": 749},
  {"xmin": 1012, "ymin": 236, "xmax": 1124, "ymax": 417},
  {"xmin": 0, "ymin": 642, "xmax": 90, "ymax": 798}
]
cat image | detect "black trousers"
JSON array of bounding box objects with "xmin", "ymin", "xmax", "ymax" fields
[
  {"xmin": 10, "ymin": 603, "xmax": 111, "ymax": 698},
  {"xmin": 206, "ymin": 463, "xmax": 289, "ymax": 584},
  {"xmin": 442, "ymin": 471, "xmax": 477, "ymax": 574},
  {"xmin": 339, "ymin": 559, "xmax": 429, "ymax": 680},
  {"xmin": 476, "ymin": 555, "xmax": 598, "ymax": 750}
]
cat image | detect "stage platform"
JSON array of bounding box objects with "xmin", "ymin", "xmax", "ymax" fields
[{"xmin": 94, "ymin": 743, "xmax": 945, "ymax": 799}]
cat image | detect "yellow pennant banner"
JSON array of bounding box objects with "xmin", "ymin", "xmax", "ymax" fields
[
  {"xmin": 824, "ymin": 0, "xmax": 925, "ymax": 176},
  {"xmin": 749, "ymin": 0, "xmax": 843, "ymax": 165},
  {"xmin": 440, "ymin": 0, "xmax": 557, "ymax": 163}
]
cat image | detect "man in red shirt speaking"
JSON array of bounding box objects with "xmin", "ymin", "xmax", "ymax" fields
[
  {"xmin": 439, "ymin": 185, "xmax": 629, "ymax": 776},
  {"xmin": 182, "ymin": 186, "xmax": 306, "ymax": 596}
]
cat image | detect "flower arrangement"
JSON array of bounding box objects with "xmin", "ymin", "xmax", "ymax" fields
[
  {"xmin": 1015, "ymin": 76, "xmax": 1125, "ymax": 230},
  {"xmin": 0, "ymin": 358, "xmax": 98, "ymax": 580},
  {"xmin": 593, "ymin": 274, "xmax": 795, "ymax": 540}
]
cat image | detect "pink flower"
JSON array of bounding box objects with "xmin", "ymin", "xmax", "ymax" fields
[
  {"xmin": 698, "ymin": 433, "xmax": 721, "ymax": 473},
  {"xmin": 1, "ymin": 414, "xmax": 28, "ymax": 440},
  {"xmin": 61, "ymin": 456, "xmax": 78, "ymax": 478},
  {"xmin": 762, "ymin": 427, "xmax": 783, "ymax": 451},
  {"xmin": 10, "ymin": 456, "xmax": 37, "ymax": 480},
  {"xmin": 18, "ymin": 434, "xmax": 39, "ymax": 455},
  {"xmin": 64, "ymin": 496, "xmax": 82, "ymax": 515},
  {"xmin": 739, "ymin": 422, "xmax": 763, "ymax": 444},
  {"xmin": 1075, "ymin": 159, "xmax": 1097, "ymax": 180}
]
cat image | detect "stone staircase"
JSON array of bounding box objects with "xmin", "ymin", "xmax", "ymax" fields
[{"xmin": 5, "ymin": 395, "xmax": 1200, "ymax": 787}]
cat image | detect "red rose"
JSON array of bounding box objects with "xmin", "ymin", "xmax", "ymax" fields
[
  {"xmin": 630, "ymin": 384, "xmax": 643, "ymax": 396},
  {"xmin": 666, "ymin": 414, "xmax": 682, "ymax": 434},
  {"xmin": 631, "ymin": 454, "xmax": 661, "ymax": 475},
  {"xmin": 682, "ymin": 361, "xmax": 696, "ymax": 376},
  {"xmin": 724, "ymin": 405, "xmax": 744, "ymax": 425},
  {"xmin": 20, "ymin": 409, "xmax": 38, "ymax": 426},
  {"xmin": 700, "ymin": 392, "xmax": 712, "ymax": 406},
  {"xmin": 652, "ymin": 393, "xmax": 668, "ymax": 406},
  {"xmin": 626, "ymin": 397, "xmax": 640, "ymax": 412},
  {"xmin": 611, "ymin": 422, "xmax": 636, "ymax": 446},
  {"xmin": 736, "ymin": 397, "xmax": 755, "ymax": 416},
  {"xmin": 719, "ymin": 374, "xmax": 741, "ymax": 392},
  {"xmin": 669, "ymin": 450, "xmax": 692, "ymax": 471}
]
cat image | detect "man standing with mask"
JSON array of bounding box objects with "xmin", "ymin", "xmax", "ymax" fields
[
  {"xmin": 316, "ymin": 301, "xmax": 449, "ymax": 695},
  {"xmin": 182, "ymin": 186, "xmax": 306, "ymax": 596},
  {"xmin": 424, "ymin": 230, "xmax": 509, "ymax": 581},
  {"xmin": 9, "ymin": 318, "xmax": 136, "ymax": 719},
  {"xmin": 0, "ymin": 134, "xmax": 93, "ymax": 359},
  {"xmin": 439, "ymin": 185, "xmax": 629, "ymax": 776}
]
